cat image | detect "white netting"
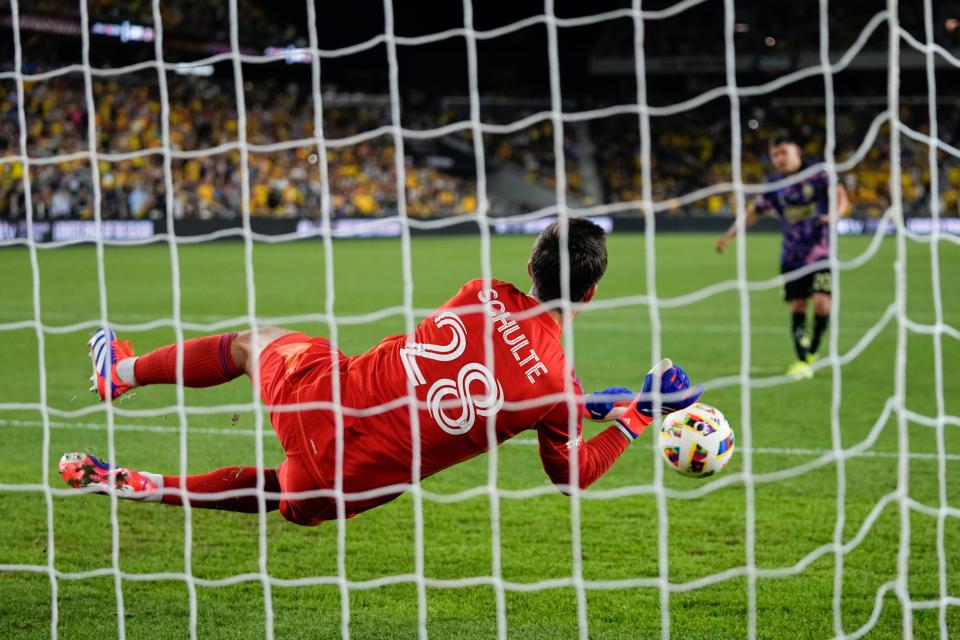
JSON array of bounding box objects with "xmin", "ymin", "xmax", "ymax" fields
[{"xmin": 1, "ymin": 0, "xmax": 958, "ymax": 639}]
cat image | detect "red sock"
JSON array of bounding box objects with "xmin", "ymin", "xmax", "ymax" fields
[
  {"xmin": 162, "ymin": 466, "xmax": 281, "ymax": 513},
  {"xmin": 134, "ymin": 333, "xmax": 242, "ymax": 387}
]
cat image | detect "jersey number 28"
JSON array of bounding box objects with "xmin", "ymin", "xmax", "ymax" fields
[{"xmin": 400, "ymin": 311, "xmax": 504, "ymax": 435}]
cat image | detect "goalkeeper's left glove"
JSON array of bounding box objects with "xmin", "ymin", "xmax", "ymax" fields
[
  {"xmin": 583, "ymin": 386, "xmax": 634, "ymax": 421},
  {"xmin": 615, "ymin": 358, "xmax": 704, "ymax": 441}
]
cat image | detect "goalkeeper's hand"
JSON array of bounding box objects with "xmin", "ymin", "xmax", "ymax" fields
[
  {"xmin": 583, "ymin": 386, "xmax": 634, "ymax": 421},
  {"xmin": 615, "ymin": 358, "xmax": 704, "ymax": 440}
]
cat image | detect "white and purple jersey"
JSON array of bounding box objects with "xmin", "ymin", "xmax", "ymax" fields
[{"xmin": 754, "ymin": 167, "xmax": 832, "ymax": 271}]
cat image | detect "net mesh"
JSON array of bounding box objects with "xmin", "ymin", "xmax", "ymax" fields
[{"xmin": 0, "ymin": 1, "xmax": 958, "ymax": 639}]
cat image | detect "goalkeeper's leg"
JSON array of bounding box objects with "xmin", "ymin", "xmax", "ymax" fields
[
  {"xmin": 79, "ymin": 326, "xmax": 331, "ymax": 523},
  {"xmin": 75, "ymin": 326, "xmax": 295, "ymax": 511},
  {"xmin": 58, "ymin": 452, "xmax": 282, "ymax": 513},
  {"xmin": 91, "ymin": 326, "xmax": 293, "ymax": 401},
  {"xmin": 59, "ymin": 452, "xmax": 328, "ymax": 523}
]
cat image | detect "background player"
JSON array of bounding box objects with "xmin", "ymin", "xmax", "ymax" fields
[
  {"xmin": 715, "ymin": 133, "xmax": 849, "ymax": 379},
  {"xmin": 61, "ymin": 218, "xmax": 703, "ymax": 525}
]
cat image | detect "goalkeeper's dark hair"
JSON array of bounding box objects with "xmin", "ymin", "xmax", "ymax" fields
[{"xmin": 529, "ymin": 217, "xmax": 608, "ymax": 303}]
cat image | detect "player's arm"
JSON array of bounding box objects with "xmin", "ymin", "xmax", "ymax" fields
[
  {"xmin": 820, "ymin": 182, "xmax": 850, "ymax": 225},
  {"xmin": 538, "ymin": 360, "xmax": 703, "ymax": 493},
  {"xmin": 716, "ymin": 200, "xmax": 762, "ymax": 253},
  {"xmin": 537, "ymin": 416, "xmax": 633, "ymax": 494},
  {"xmin": 582, "ymin": 387, "xmax": 634, "ymax": 422}
]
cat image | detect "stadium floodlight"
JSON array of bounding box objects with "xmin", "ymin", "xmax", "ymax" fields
[
  {"xmin": 173, "ymin": 64, "xmax": 215, "ymax": 77},
  {"xmin": 91, "ymin": 21, "xmax": 155, "ymax": 43}
]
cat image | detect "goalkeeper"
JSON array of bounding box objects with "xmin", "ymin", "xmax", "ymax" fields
[
  {"xmin": 715, "ymin": 132, "xmax": 849, "ymax": 379},
  {"xmin": 60, "ymin": 218, "xmax": 702, "ymax": 525}
]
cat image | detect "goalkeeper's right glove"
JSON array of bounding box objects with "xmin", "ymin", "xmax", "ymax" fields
[
  {"xmin": 583, "ymin": 386, "xmax": 634, "ymax": 421},
  {"xmin": 615, "ymin": 358, "xmax": 704, "ymax": 441}
]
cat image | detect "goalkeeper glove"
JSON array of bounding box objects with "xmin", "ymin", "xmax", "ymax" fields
[
  {"xmin": 583, "ymin": 386, "xmax": 634, "ymax": 421},
  {"xmin": 615, "ymin": 358, "xmax": 704, "ymax": 441}
]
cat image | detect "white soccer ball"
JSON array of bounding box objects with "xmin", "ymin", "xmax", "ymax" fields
[{"xmin": 659, "ymin": 403, "xmax": 735, "ymax": 478}]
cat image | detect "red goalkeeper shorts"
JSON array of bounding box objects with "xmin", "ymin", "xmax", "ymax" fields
[{"xmin": 258, "ymin": 332, "xmax": 349, "ymax": 525}]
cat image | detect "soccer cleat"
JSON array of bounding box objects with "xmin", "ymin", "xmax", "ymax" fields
[
  {"xmin": 806, "ymin": 353, "xmax": 819, "ymax": 365},
  {"xmin": 88, "ymin": 328, "xmax": 136, "ymax": 401},
  {"xmin": 786, "ymin": 360, "xmax": 814, "ymax": 380},
  {"xmin": 58, "ymin": 452, "xmax": 158, "ymax": 499}
]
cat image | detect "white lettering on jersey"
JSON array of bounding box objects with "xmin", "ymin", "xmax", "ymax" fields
[
  {"xmin": 399, "ymin": 308, "xmax": 503, "ymax": 436},
  {"xmin": 477, "ymin": 287, "xmax": 549, "ymax": 384}
]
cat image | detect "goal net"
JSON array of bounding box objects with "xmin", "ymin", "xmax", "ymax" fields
[{"xmin": 0, "ymin": 0, "xmax": 957, "ymax": 639}]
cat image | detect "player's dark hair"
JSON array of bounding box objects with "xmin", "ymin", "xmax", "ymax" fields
[
  {"xmin": 529, "ymin": 218, "xmax": 608, "ymax": 303},
  {"xmin": 768, "ymin": 131, "xmax": 799, "ymax": 147}
]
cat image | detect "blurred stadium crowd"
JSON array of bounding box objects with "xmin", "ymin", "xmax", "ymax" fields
[
  {"xmin": 3, "ymin": 78, "xmax": 957, "ymax": 221},
  {"xmin": 598, "ymin": 105, "xmax": 960, "ymax": 218},
  {"xmin": 0, "ymin": 79, "xmax": 482, "ymax": 220},
  {"xmin": 1, "ymin": 0, "xmax": 958, "ymax": 221}
]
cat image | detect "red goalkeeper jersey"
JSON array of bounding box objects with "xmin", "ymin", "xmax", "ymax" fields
[{"xmin": 261, "ymin": 278, "xmax": 633, "ymax": 520}]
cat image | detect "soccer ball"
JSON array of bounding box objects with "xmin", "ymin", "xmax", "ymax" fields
[{"xmin": 659, "ymin": 403, "xmax": 735, "ymax": 478}]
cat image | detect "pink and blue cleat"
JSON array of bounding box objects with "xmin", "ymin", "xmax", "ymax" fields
[
  {"xmin": 58, "ymin": 452, "xmax": 158, "ymax": 498},
  {"xmin": 88, "ymin": 328, "xmax": 135, "ymax": 401}
]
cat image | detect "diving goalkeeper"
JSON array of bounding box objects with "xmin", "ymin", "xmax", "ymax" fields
[{"xmin": 60, "ymin": 218, "xmax": 703, "ymax": 525}]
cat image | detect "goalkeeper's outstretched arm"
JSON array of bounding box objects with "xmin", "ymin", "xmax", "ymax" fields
[
  {"xmin": 536, "ymin": 360, "xmax": 703, "ymax": 494},
  {"xmin": 537, "ymin": 420, "xmax": 638, "ymax": 494}
]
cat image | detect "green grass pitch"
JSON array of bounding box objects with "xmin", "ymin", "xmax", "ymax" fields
[{"xmin": 0, "ymin": 231, "xmax": 958, "ymax": 639}]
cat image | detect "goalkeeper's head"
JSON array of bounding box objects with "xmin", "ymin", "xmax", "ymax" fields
[{"xmin": 528, "ymin": 217, "xmax": 608, "ymax": 309}]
